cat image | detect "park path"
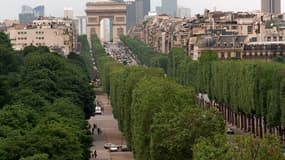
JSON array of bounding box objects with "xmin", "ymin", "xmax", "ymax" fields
[{"xmin": 88, "ymin": 93, "xmax": 134, "ymax": 160}]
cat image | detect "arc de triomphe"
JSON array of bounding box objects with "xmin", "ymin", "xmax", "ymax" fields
[{"xmin": 86, "ymin": 0, "xmax": 127, "ymax": 43}]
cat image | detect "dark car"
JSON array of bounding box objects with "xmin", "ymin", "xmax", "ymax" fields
[{"xmin": 120, "ymin": 145, "xmax": 130, "ymax": 152}]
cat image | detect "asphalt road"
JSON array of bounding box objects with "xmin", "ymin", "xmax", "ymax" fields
[{"xmin": 88, "ymin": 94, "xmax": 134, "ymax": 160}]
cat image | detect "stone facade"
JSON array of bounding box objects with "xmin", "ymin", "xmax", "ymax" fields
[
  {"xmin": 86, "ymin": 1, "xmax": 127, "ymax": 43},
  {"xmin": 142, "ymin": 10, "xmax": 285, "ymax": 60},
  {"xmin": 6, "ymin": 18, "xmax": 76, "ymax": 56}
]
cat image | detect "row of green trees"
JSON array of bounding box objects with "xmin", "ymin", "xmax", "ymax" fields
[
  {"xmin": 120, "ymin": 35, "xmax": 285, "ymax": 128},
  {"xmin": 0, "ymin": 33, "xmax": 94, "ymax": 160},
  {"xmin": 77, "ymin": 35, "xmax": 93, "ymax": 79},
  {"xmin": 168, "ymin": 49, "xmax": 285, "ymax": 127},
  {"xmin": 92, "ymin": 35, "xmax": 235, "ymax": 160},
  {"xmin": 119, "ymin": 36, "xmax": 285, "ymax": 159},
  {"xmin": 120, "ymin": 35, "xmax": 168, "ymax": 72}
]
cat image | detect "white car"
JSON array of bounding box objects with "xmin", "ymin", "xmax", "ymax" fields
[
  {"xmin": 95, "ymin": 106, "xmax": 102, "ymax": 115},
  {"xmin": 109, "ymin": 145, "xmax": 119, "ymax": 152},
  {"xmin": 104, "ymin": 143, "xmax": 113, "ymax": 149}
]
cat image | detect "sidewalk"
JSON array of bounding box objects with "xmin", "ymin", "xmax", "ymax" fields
[{"xmin": 88, "ymin": 93, "xmax": 134, "ymax": 160}]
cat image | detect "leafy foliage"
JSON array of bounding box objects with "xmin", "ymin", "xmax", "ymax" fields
[
  {"xmin": 167, "ymin": 48, "xmax": 285, "ymax": 127},
  {"xmin": 120, "ymin": 35, "xmax": 168, "ymax": 72},
  {"xmin": 92, "ymin": 35, "xmax": 226, "ymax": 160},
  {"xmin": 193, "ymin": 134, "xmax": 284, "ymax": 160},
  {"xmin": 0, "ymin": 33, "xmax": 94, "ymax": 160},
  {"xmin": 0, "ymin": 32, "xmax": 12, "ymax": 49},
  {"xmin": 120, "ymin": 36, "xmax": 285, "ymax": 159}
]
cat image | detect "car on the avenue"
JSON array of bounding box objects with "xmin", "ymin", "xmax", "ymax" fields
[
  {"xmin": 120, "ymin": 145, "xmax": 130, "ymax": 152},
  {"xmin": 226, "ymin": 128, "xmax": 234, "ymax": 135},
  {"xmin": 104, "ymin": 143, "xmax": 113, "ymax": 149},
  {"xmin": 109, "ymin": 144, "xmax": 119, "ymax": 152},
  {"xmin": 95, "ymin": 106, "xmax": 102, "ymax": 115}
]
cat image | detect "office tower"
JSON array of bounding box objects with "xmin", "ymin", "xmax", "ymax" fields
[
  {"xmin": 156, "ymin": 0, "xmax": 177, "ymax": 17},
  {"xmin": 125, "ymin": 0, "xmax": 151, "ymax": 27},
  {"xmin": 19, "ymin": 5, "xmax": 34, "ymax": 24},
  {"xmin": 33, "ymin": 5, "xmax": 45, "ymax": 18},
  {"xmin": 19, "ymin": 5, "xmax": 45, "ymax": 24},
  {"xmin": 21, "ymin": 5, "xmax": 33, "ymax": 14},
  {"xmin": 76, "ymin": 16, "xmax": 86, "ymax": 35},
  {"xmin": 19, "ymin": 13, "xmax": 34, "ymax": 24},
  {"xmin": 126, "ymin": 0, "xmax": 136, "ymax": 30},
  {"xmin": 261, "ymin": 0, "xmax": 281, "ymax": 14},
  {"xmin": 156, "ymin": 6, "xmax": 162, "ymax": 15},
  {"xmin": 136, "ymin": 0, "xmax": 144, "ymax": 24},
  {"xmin": 177, "ymin": 7, "xmax": 191, "ymax": 18},
  {"xmin": 64, "ymin": 7, "xmax": 74, "ymax": 19},
  {"xmin": 143, "ymin": 0, "xmax": 151, "ymax": 17}
]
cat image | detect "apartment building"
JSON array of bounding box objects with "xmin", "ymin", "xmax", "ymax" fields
[
  {"xmin": 6, "ymin": 18, "xmax": 76, "ymax": 56},
  {"xmin": 141, "ymin": 10, "xmax": 285, "ymax": 60}
]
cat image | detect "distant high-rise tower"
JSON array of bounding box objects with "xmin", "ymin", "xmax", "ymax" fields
[
  {"xmin": 21, "ymin": 5, "xmax": 33, "ymax": 14},
  {"xmin": 125, "ymin": 0, "xmax": 151, "ymax": 29},
  {"xmin": 177, "ymin": 7, "xmax": 191, "ymax": 18},
  {"xmin": 261, "ymin": 0, "xmax": 281, "ymax": 14},
  {"xmin": 136, "ymin": 0, "xmax": 144, "ymax": 24},
  {"xmin": 64, "ymin": 7, "xmax": 74, "ymax": 19},
  {"xmin": 143, "ymin": 0, "xmax": 151, "ymax": 17},
  {"xmin": 33, "ymin": 5, "xmax": 45, "ymax": 18},
  {"xmin": 19, "ymin": 5, "xmax": 34, "ymax": 24},
  {"xmin": 126, "ymin": 0, "xmax": 136, "ymax": 30},
  {"xmin": 156, "ymin": 0, "xmax": 177, "ymax": 17},
  {"xmin": 19, "ymin": 5, "xmax": 45, "ymax": 24}
]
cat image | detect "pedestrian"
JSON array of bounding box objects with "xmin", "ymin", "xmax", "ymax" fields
[
  {"xmin": 93, "ymin": 123, "xmax": 97, "ymax": 129},
  {"xmin": 94, "ymin": 150, "xmax": 97, "ymax": 158},
  {"xmin": 92, "ymin": 127, "xmax": 95, "ymax": 135},
  {"xmin": 97, "ymin": 128, "xmax": 101, "ymax": 135}
]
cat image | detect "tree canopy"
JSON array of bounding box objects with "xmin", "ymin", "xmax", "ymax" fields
[{"xmin": 0, "ymin": 33, "xmax": 94, "ymax": 160}]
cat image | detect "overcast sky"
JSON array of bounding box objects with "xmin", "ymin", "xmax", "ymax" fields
[{"xmin": 0, "ymin": 0, "xmax": 282, "ymax": 20}]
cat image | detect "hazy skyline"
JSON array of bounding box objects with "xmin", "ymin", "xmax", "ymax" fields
[{"xmin": 0, "ymin": 0, "xmax": 283, "ymax": 20}]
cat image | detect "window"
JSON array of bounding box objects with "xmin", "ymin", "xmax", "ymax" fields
[
  {"xmin": 247, "ymin": 26, "xmax": 253, "ymax": 34},
  {"xmin": 231, "ymin": 26, "xmax": 238, "ymax": 30},
  {"xmin": 116, "ymin": 17, "xmax": 125, "ymax": 22}
]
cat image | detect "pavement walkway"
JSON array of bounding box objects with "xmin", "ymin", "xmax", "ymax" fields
[{"xmin": 88, "ymin": 93, "xmax": 134, "ymax": 160}]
